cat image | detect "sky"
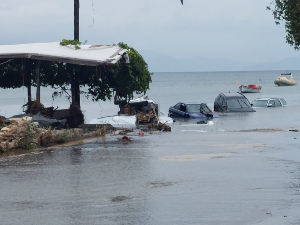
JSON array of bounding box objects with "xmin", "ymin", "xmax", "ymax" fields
[{"xmin": 0, "ymin": 0, "xmax": 299, "ymax": 65}]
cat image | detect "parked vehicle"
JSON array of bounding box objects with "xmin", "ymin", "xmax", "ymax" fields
[
  {"xmin": 168, "ymin": 102, "xmax": 215, "ymax": 119},
  {"xmin": 274, "ymin": 73, "xmax": 297, "ymax": 86},
  {"xmin": 214, "ymin": 93, "xmax": 255, "ymax": 112},
  {"xmin": 251, "ymin": 98, "xmax": 287, "ymax": 108},
  {"xmin": 239, "ymin": 84, "xmax": 262, "ymax": 93}
]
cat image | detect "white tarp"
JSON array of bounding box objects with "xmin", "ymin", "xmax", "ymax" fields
[
  {"xmin": 89, "ymin": 115, "xmax": 173, "ymax": 128},
  {"xmin": 0, "ymin": 42, "xmax": 129, "ymax": 66}
]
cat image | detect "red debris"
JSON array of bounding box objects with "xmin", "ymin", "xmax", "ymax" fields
[{"xmin": 121, "ymin": 136, "xmax": 131, "ymax": 141}]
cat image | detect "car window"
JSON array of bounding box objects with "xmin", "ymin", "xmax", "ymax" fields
[
  {"xmin": 179, "ymin": 104, "xmax": 186, "ymax": 112},
  {"xmin": 186, "ymin": 104, "xmax": 201, "ymax": 113},
  {"xmin": 268, "ymin": 100, "xmax": 275, "ymax": 107},
  {"xmin": 239, "ymin": 99, "xmax": 251, "ymax": 107},
  {"xmin": 227, "ymin": 99, "xmax": 242, "ymax": 109},
  {"xmin": 174, "ymin": 103, "xmax": 181, "ymax": 110},
  {"xmin": 274, "ymin": 99, "xmax": 281, "ymax": 106},
  {"xmin": 279, "ymin": 99, "xmax": 287, "ymax": 106},
  {"xmin": 252, "ymin": 100, "xmax": 268, "ymax": 107},
  {"xmin": 220, "ymin": 96, "xmax": 226, "ymax": 106},
  {"xmin": 227, "ymin": 98, "xmax": 251, "ymax": 109}
]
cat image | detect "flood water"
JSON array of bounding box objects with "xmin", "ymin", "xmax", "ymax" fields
[{"xmin": 1, "ymin": 71, "xmax": 300, "ymax": 224}]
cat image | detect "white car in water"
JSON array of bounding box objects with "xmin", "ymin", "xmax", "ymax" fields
[{"xmin": 251, "ymin": 98, "xmax": 287, "ymax": 108}]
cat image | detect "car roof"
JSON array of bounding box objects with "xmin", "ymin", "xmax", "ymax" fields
[
  {"xmin": 252, "ymin": 98, "xmax": 284, "ymax": 101},
  {"xmin": 220, "ymin": 92, "xmax": 246, "ymax": 98},
  {"xmin": 176, "ymin": 102, "xmax": 206, "ymax": 105}
]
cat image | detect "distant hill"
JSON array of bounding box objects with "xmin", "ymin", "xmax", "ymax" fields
[
  {"xmin": 242, "ymin": 57, "xmax": 300, "ymax": 71},
  {"xmin": 140, "ymin": 50, "xmax": 300, "ymax": 72}
]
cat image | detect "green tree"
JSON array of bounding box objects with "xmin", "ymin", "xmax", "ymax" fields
[
  {"xmin": 267, "ymin": 0, "xmax": 300, "ymax": 50},
  {"xmin": 0, "ymin": 59, "xmax": 24, "ymax": 89}
]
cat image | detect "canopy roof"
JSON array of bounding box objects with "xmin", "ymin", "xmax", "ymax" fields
[{"xmin": 0, "ymin": 42, "xmax": 129, "ymax": 66}]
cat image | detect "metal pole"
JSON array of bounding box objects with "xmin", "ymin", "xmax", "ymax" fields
[
  {"xmin": 72, "ymin": 0, "xmax": 81, "ymax": 107},
  {"xmin": 74, "ymin": 0, "xmax": 79, "ymax": 41}
]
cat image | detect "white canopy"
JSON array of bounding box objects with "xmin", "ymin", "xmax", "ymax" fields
[{"xmin": 0, "ymin": 42, "xmax": 129, "ymax": 66}]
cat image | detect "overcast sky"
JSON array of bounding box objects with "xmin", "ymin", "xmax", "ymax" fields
[{"xmin": 0, "ymin": 0, "xmax": 299, "ymax": 64}]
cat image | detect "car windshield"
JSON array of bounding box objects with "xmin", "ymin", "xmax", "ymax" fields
[
  {"xmin": 186, "ymin": 104, "xmax": 201, "ymax": 113},
  {"xmin": 252, "ymin": 100, "xmax": 268, "ymax": 107},
  {"xmin": 227, "ymin": 98, "xmax": 251, "ymax": 109},
  {"xmin": 280, "ymin": 99, "xmax": 287, "ymax": 105}
]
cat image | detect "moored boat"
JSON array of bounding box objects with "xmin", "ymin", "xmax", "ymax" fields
[
  {"xmin": 274, "ymin": 73, "xmax": 297, "ymax": 86},
  {"xmin": 239, "ymin": 84, "xmax": 262, "ymax": 93}
]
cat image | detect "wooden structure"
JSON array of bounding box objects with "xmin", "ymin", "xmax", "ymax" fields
[{"xmin": 0, "ymin": 42, "xmax": 129, "ymax": 106}]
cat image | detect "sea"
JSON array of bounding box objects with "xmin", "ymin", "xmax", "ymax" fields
[{"xmin": 0, "ymin": 70, "xmax": 300, "ymax": 225}]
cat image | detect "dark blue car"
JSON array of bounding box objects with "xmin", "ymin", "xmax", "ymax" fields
[{"xmin": 168, "ymin": 102, "xmax": 215, "ymax": 119}]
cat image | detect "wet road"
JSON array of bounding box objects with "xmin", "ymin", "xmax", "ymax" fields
[{"xmin": 1, "ymin": 126, "xmax": 300, "ymax": 225}]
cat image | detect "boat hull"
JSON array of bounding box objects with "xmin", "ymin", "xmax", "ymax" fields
[
  {"xmin": 274, "ymin": 80, "xmax": 297, "ymax": 86},
  {"xmin": 239, "ymin": 85, "xmax": 261, "ymax": 93},
  {"xmin": 274, "ymin": 74, "xmax": 297, "ymax": 86}
]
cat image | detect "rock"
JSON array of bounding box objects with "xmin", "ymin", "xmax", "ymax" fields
[
  {"xmin": 7, "ymin": 126, "xmax": 17, "ymax": 135},
  {"xmin": 0, "ymin": 142, "xmax": 7, "ymax": 149},
  {"xmin": 73, "ymin": 128, "xmax": 83, "ymax": 137},
  {"xmin": 32, "ymin": 122, "xmax": 39, "ymax": 126},
  {"xmin": 7, "ymin": 141, "xmax": 16, "ymax": 149},
  {"xmin": 22, "ymin": 116, "xmax": 32, "ymax": 122},
  {"xmin": 1, "ymin": 127, "xmax": 10, "ymax": 132},
  {"xmin": 9, "ymin": 118, "xmax": 23, "ymax": 124}
]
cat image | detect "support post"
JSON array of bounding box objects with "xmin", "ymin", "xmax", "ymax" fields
[
  {"xmin": 35, "ymin": 61, "xmax": 41, "ymax": 103},
  {"xmin": 74, "ymin": 69, "xmax": 80, "ymax": 107},
  {"xmin": 24, "ymin": 60, "xmax": 32, "ymax": 103}
]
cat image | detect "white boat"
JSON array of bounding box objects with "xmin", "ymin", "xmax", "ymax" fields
[
  {"xmin": 274, "ymin": 73, "xmax": 297, "ymax": 86},
  {"xmin": 239, "ymin": 84, "xmax": 262, "ymax": 93}
]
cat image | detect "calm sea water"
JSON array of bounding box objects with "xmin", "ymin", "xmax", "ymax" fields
[{"xmin": 1, "ymin": 71, "xmax": 300, "ymax": 225}]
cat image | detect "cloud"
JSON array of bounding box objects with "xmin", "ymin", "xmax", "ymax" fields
[{"xmin": 0, "ymin": 0, "xmax": 298, "ymax": 65}]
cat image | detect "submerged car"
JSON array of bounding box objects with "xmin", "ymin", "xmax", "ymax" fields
[
  {"xmin": 168, "ymin": 102, "xmax": 215, "ymax": 119},
  {"xmin": 214, "ymin": 93, "xmax": 255, "ymax": 112},
  {"xmin": 251, "ymin": 98, "xmax": 287, "ymax": 108}
]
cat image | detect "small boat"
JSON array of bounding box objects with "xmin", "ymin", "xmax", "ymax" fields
[
  {"xmin": 274, "ymin": 73, "xmax": 297, "ymax": 86},
  {"xmin": 239, "ymin": 84, "xmax": 262, "ymax": 93}
]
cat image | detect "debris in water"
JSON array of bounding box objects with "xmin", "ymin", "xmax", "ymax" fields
[
  {"xmin": 121, "ymin": 135, "xmax": 131, "ymax": 141},
  {"xmin": 110, "ymin": 196, "xmax": 132, "ymax": 202}
]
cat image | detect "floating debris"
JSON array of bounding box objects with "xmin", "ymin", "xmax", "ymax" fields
[
  {"xmin": 121, "ymin": 135, "xmax": 131, "ymax": 141},
  {"xmin": 110, "ymin": 196, "xmax": 132, "ymax": 202},
  {"xmin": 289, "ymin": 129, "xmax": 299, "ymax": 132}
]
